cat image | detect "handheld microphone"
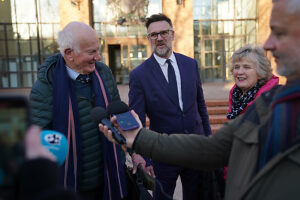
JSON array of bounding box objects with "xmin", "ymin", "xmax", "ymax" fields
[
  {"xmin": 40, "ymin": 130, "xmax": 68, "ymax": 166},
  {"xmin": 90, "ymin": 106, "xmax": 126, "ymax": 145},
  {"xmin": 107, "ymin": 101, "xmax": 129, "ymax": 115},
  {"xmin": 107, "ymin": 101, "xmax": 140, "ymax": 131}
]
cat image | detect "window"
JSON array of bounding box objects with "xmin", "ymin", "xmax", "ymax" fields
[
  {"xmin": 0, "ymin": 0, "xmax": 60, "ymax": 88},
  {"xmin": 194, "ymin": 0, "xmax": 257, "ymax": 81},
  {"xmin": 93, "ymin": 0, "xmax": 161, "ymax": 77}
]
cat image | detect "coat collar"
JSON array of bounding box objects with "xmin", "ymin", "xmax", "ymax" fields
[
  {"xmin": 240, "ymin": 143, "xmax": 300, "ymax": 199},
  {"xmin": 233, "ymin": 93, "xmax": 273, "ymax": 144},
  {"xmin": 234, "ymin": 86, "xmax": 300, "ymax": 198}
]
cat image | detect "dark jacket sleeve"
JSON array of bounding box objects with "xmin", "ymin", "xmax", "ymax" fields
[
  {"xmin": 133, "ymin": 119, "xmax": 236, "ymax": 170},
  {"xmin": 30, "ymin": 80, "xmax": 53, "ymax": 129},
  {"xmin": 29, "ymin": 55, "xmax": 58, "ymax": 130},
  {"xmin": 128, "ymin": 70, "xmax": 147, "ymax": 127},
  {"xmin": 194, "ymin": 60, "xmax": 212, "ymax": 136}
]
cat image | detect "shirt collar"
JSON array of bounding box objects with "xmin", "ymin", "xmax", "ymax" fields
[
  {"xmin": 65, "ymin": 65, "xmax": 80, "ymax": 80},
  {"xmin": 153, "ymin": 52, "xmax": 176, "ymax": 66}
]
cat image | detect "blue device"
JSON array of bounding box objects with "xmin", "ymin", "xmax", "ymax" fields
[{"xmin": 115, "ymin": 112, "xmax": 140, "ymax": 131}]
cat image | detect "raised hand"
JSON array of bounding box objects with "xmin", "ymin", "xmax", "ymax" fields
[{"xmin": 99, "ymin": 110, "xmax": 142, "ymax": 148}]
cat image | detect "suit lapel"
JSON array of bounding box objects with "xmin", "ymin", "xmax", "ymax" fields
[{"xmin": 149, "ymin": 54, "xmax": 181, "ymax": 108}]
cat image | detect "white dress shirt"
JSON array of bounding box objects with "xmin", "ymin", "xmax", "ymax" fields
[{"xmin": 153, "ymin": 52, "xmax": 183, "ymax": 110}]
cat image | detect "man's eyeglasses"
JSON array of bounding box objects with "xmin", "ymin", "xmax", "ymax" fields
[{"xmin": 147, "ymin": 30, "xmax": 173, "ymax": 40}]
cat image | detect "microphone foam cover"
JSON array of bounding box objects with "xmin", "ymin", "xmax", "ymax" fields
[
  {"xmin": 107, "ymin": 101, "xmax": 129, "ymax": 115},
  {"xmin": 90, "ymin": 106, "xmax": 107, "ymax": 124},
  {"xmin": 41, "ymin": 130, "xmax": 68, "ymax": 166}
]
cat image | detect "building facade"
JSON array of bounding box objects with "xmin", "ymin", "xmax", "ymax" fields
[{"xmin": 0, "ymin": 0, "xmax": 274, "ymax": 91}]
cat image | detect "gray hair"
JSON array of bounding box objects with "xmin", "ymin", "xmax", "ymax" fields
[
  {"xmin": 57, "ymin": 23, "xmax": 81, "ymax": 56},
  {"xmin": 229, "ymin": 44, "xmax": 273, "ymax": 85},
  {"xmin": 273, "ymin": 0, "xmax": 300, "ymax": 17}
]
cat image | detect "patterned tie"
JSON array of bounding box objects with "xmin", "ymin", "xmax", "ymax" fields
[
  {"xmin": 166, "ymin": 59, "xmax": 179, "ymax": 105},
  {"xmin": 76, "ymin": 74, "xmax": 90, "ymax": 83}
]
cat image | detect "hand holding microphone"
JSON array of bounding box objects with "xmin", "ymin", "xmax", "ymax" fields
[
  {"xmin": 107, "ymin": 101, "xmax": 143, "ymax": 147},
  {"xmin": 90, "ymin": 106, "xmax": 127, "ymax": 145},
  {"xmin": 95, "ymin": 103, "xmax": 156, "ymax": 184},
  {"xmin": 40, "ymin": 130, "xmax": 68, "ymax": 166},
  {"xmin": 26, "ymin": 126, "xmax": 56, "ymax": 162},
  {"xmin": 25, "ymin": 126, "xmax": 68, "ymax": 166},
  {"xmin": 98, "ymin": 111, "xmax": 142, "ymax": 148},
  {"xmin": 107, "ymin": 101, "xmax": 140, "ymax": 131}
]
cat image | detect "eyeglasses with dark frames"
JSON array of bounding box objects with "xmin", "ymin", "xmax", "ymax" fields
[{"xmin": 147, "ymin": 29, "xmax": 173, "ymax": 40}]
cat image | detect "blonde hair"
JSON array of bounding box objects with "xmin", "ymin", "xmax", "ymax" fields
[{"xmin": 229, "ymin": 44, "xmax": 272, "ymax": 85}]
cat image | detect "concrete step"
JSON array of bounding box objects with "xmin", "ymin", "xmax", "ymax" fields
[
  {"xmin": 207, "ymin": 106, "xmax": 228, "ymax": 115},
  {"xmin": 209, "ymin": 114, "xmax": 227, "ymax": 125},
  {"xmin": 146, "ymin": 117, "xmax": 149, "ymax": 127},
  {"xmin": 206, "ymin": 99, "xmax": 228, "ymax": 107},
  {"xmin": 207, "ymin": 99, "xmax": 228, "ymax": 133}
]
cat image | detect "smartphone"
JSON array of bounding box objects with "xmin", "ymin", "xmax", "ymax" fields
[
  {"xmin": 115, "ymin": 112, "xmax": 140, "ymax": 131},
  {"xmin": 0, "ymin": 95, "xmax": 30, "ymax": 191}
]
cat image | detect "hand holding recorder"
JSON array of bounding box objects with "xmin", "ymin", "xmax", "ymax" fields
[
  {"xmin": 107, "ymin": 101, "xmax": 140, "ymax": 131},
  {"xmin": 98, "ymin": 109, "xmax": 142, "ymax": 148},
  {"xmin": 91, "ymin": 100, "xmax": 142, "ymax": 147},
  {"xmin": 93, "ymin": 101, "xmax": 154, "ymax": 177}
]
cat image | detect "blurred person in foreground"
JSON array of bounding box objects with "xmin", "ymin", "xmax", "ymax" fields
[
  {"xmin": 227, "ymin": 44, "xmax": 279, "ymax": 120},
  {"xmin": 0, "ymin": 125, "xmax": 79, "ymax": 200},
  {"xmin": 99, "ymin": 0, "xmax": 300, "ymax": 199},
  {"xmin": 19, "ymin": 125, "xmax": 79, "ymax": 200},
  {"xmin": 30, "ymin": 21, "xmax": 142, "ymax": 200}
]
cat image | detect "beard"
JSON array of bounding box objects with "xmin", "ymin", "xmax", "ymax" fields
[
  {"xmin": 276, "ymin": 56, "xmax": 300, "ymax": 78},
  {"xmin": 154, "ymin": 47, "xmax": 170, "ymax": 58},
  {"xmin": 151, "ymin": 42, "xmax": 172, "ymax": 58},
  {"xmin": 276, "ymin": 64, "xmax": 295, "ymax": 77}
]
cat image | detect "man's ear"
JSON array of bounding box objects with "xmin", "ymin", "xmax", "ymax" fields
[
  {"xmin": 171, "ymin": 30, "xmax": 175, "ymax": 41},
  {"xmin": 64, "ymin": 48, "xmax": 73, "ymax": 62}
]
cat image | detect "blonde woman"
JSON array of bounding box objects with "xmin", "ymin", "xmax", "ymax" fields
[{"xmin": 227, "ymin": 44, "xmax": 279, "ymax": 119}]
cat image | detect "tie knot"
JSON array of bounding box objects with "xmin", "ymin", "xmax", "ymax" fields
[
  {"xmin": 76, "ymin": 74, "xmax": 90, "ymax": 83},
  {"xmin": 166, "ymin": 59, "xmax": 172, "ymax": 65}
]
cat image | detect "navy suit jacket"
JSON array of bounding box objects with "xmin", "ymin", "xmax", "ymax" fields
[{"xmin": 129, "ymin": 53, "xmax": 211, "ymax": 136}]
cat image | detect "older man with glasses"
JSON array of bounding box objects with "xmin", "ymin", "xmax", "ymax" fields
[{"xmin": 128, "ymin": 13, "xmax": 214, "ymax": 200}]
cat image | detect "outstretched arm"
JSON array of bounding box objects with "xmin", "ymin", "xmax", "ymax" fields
[{"xmin": 99, "ymin": 110, "xmax": 233, "ymax": 171}]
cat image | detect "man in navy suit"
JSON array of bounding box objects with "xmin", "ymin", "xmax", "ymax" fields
[{"xmin": 129, "ymin": 14, "xmax": 212, "ymax": 200}]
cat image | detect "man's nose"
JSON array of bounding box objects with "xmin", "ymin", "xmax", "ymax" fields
[
  {"xmin": 157, "ymin": 33, "xmax": 163, "ymax": 40},
  {"xmin": 94, "ymin": 53, "xmax": 101, "ymax": 61},
  {"xmin": 264, "ymin": 34, "xmax": 275, "ymax": 51}
]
